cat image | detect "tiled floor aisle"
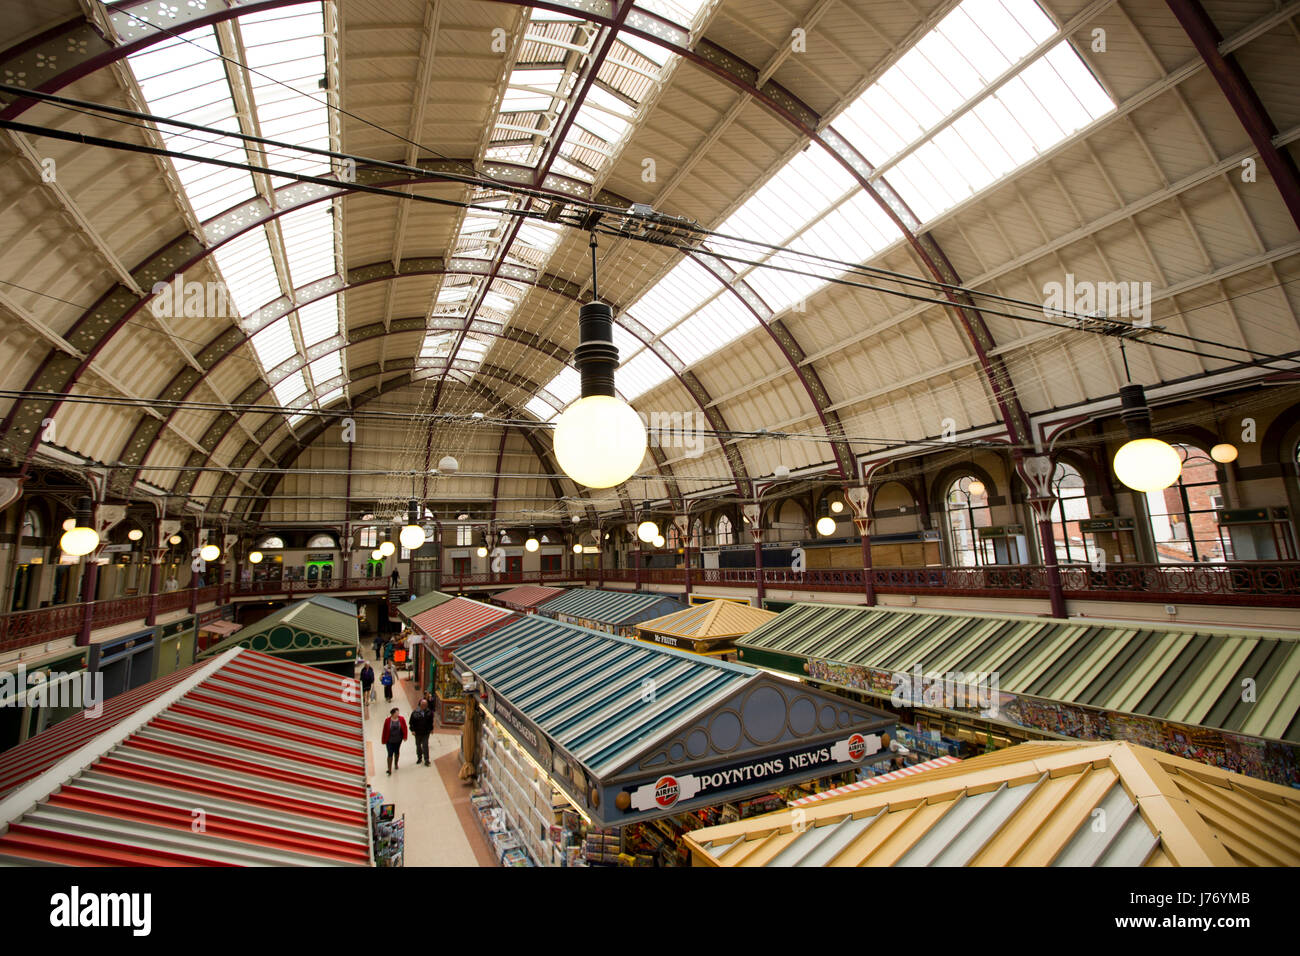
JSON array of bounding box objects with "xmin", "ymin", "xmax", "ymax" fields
[{"xmin": 361, "ymin": 654, "xmax": 492, "ymax": 866}]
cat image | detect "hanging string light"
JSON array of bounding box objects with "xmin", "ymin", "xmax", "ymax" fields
[{"xmin": 552, "ymin": 231, "xmax": 648, "ymax": 488}]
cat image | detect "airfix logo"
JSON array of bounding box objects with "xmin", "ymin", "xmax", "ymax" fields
[
  {"xmin": 847, "ymin": 733, "xmax": 866, "ymax": 762},
  {"xmin": 653, "ymin": 775, "xmax": 679, "ymax": 808}
]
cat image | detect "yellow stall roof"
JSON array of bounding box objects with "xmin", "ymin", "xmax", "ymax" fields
[
  {"xmin": 684, "ymin": 740, "xmax": 1300, "ymax": 867},
  {"xmin": 637, "ymin": 600, "xmax": 779, "ymax": 641}
]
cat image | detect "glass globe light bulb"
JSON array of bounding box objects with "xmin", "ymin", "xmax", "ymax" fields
[
  {"xmin": 525, "ymin": 537, "xmax": 539, "ymax": 553},
  {"xmin": 399, "ymin": 525, "xmax": 425, "ymax": 550},
  {"xmin": 476, "ymin": 546, "xmax": 488, "ymax": 558},
  {"xmin": 379, "ymin": 540, "xmax": 396, "ymax": 557},
  {"xmin": 60, "ymin": 526, "xmax": 100, "ymax": 556},
  {"xmin": 553, "ymin": 395, "xmax": 647, "ymax": 488},
  {"xmin": 829, "ymin": 500, "xmax": 844, "ymax": 514},
  {"xmin": 653, "ymin": 534, "xmax": 665, "ymax": 548},
  {"xmin": 1210, "ymin": 443, "xmax": 1238, "ymax": 464},
  {"xmin": 816, "ymin": 516, "xmax": 836, "ymax": 536},
  {"xmin": 200, "ymin": 544, "xmax": 220, "ymax": 561},
  {"xmin": 572, "ymin": 543, "xmax": 582, "ymax": 554},
  {"xmin": 1113, "ymin": 438, "xmax": 1182, "ymax": 492},
  {"xmin": 127, "ymin": 528, "xmax": 143, "ymax": 541},
  {"xmin": 372, "ymin": 549, "xmax": 384, "ymax": 561},
  {"xmin": 637, "ymin": 520, "xmax": 658, "ymax": 543},
  {"xmin": 248, "ymin": 551, "xmax": 264, "ymax": 564},
  {"xmin": 967, "ymin": 479, "xmax": 986, "ymax": 498},
  {"xmin": 169, "ymin": 534, "xmax": 182, "ymax": 545}
]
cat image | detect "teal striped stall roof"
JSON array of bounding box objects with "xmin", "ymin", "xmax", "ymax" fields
[{"xmin": 454, "ymin": 614, "xmax": 752, "ymax": 776}]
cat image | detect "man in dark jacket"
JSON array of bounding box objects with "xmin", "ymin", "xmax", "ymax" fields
[
  {"xmin": 381, "ymin": 708, "xmax": 407, "ymax": 775},
  {"xmin": 409, "ymin": 698, "xmax": 434, "ymax": 766},
  {"xmin": 359, "ymin": 662, "xmax": 375, "ymax": 703}
]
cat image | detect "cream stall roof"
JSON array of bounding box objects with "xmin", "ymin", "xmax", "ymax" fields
[
  {"xmin": 685, "ymin": 740, "xmax": 1300, "ymax": 867},
  {"xmin": 0, "ymin": 0, "xmax": 1297, "ymax": 521}
]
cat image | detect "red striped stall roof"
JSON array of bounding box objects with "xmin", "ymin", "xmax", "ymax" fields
[
  {"xmin": 491, "ymin": 585, "xmax": 565, "ymax": 610},
  {"xmin": 788, "ymin": 756, "xmax": 961, "ymax": 806},
  {"xmin": 0, "ymin": 648, "xmax": 370, "ymax": 866},
  {"xmin": 411, "ymin": 597, "xmax": 514, "ymax": 650}
]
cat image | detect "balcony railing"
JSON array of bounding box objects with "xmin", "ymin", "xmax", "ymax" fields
[
  {"xmin": 0, "ymin": 584, "xmax": 226, "ymax": 654},
  {"xmin": 7, "ymin": 561, "xmax": 1296, "ymax": 657}
]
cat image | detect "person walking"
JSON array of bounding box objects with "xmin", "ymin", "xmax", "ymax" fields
[
  {"xmin": 380, "ymin": 707, "xmax": 407, "ymax": 775},
  {"xmin": 409, "ymin": 697, "xmax": 434, "ymax": 767},
  {"xmin": 372, "ymin": 631, "xmax": 385, "ymax": 660},
  {"xmin": 390, "ymin": 567, "xmax": 399, "ymax": 588},
  {"xmin": 380, "ymin": 664, "xmax": 395, "ymax": 702},
  {"xmin": 359, "ymin": 661, "xmax": 375, "ymax": 703},
  {"xmin": 382, "ymin": 636, "xmax": 395, "ymax": 667}
]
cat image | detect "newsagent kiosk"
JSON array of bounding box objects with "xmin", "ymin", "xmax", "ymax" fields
[{"xmin": 452, "ymin": 614, "xmax": 897, "ymax": 866}]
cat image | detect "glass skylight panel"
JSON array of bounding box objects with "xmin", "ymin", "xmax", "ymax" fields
[
  {"xmin": 128, "ymin": 28, "xmax": 257, "ymax": 220},
  {"xmin": 662, "ymin": 295, "xmax": 759, "ymax": 366},
  {"xmin": 252, "ymin": 319, "xmax": 296, "ymax": 371},
  {"xmin": 211, "ymin": 227, "xmax": 283, "ymax": 317},
  {"xmin": 318, "ymin": 387, "xmax": 345, "ymax": 406},
  {"xmin": 278, "ymin": 205, "xmax": 336, "ymax": 288},
  {"xmin": 421, "ymin": 331, "xmax": 457, "ymax": 358},
  {"xmin": 501, "ymin": 68, "xmax": 566, "ymax": 113},
  {"xmin": 887, "ymin": 39, "xmax": 1114, "ymax": 223},
  {"xmin": 618, "ymin": 349, "xmax": 673, "ymax": 400},
  {"xmin": 636, "ymin": 0, "xmax": 711, "ymax": 29},
  {"xmin": 297, "ymin": 297, "xmax": 339, "ymax": 345},
  {"xmin": 240, "ymin": 5, "xmax": 330, "ymax": 177},
  {"xmin": 517, "ymin": 221, "xmax": 562, "ymax": 255},
  {"xmin": 743, "ymin": 264, "xmax": 824, "ymax": 317},
  {"xmin": 526, "ymin": 396, "xmax": 557, "ymax": 421},
  {"xmin": 540, "ymin": 366, "xmax": 582, "ymax": 409},
  {"xmin": 612, "ymin": 323, "xmax": 644, "ymax": 359},
  {"xmin": 714, "ymin": 147, "xmax": 857, "ymax": 248},
  {"xmin": 833, "ymin": 0, "xmax": 1053, "ymax": 166},
  {"xmin": 573, "ymin": 85, "xmax": 635, "ymax": 143},
  {"xmin": 308, "ymin": 353, "xmax": 342, "ymax": 386},
  {"xmin": 454, "ymin": 335, "xmax": 491, "ymax": 367},
  {"xmin": 625, "ymin": 258, "xmax": 722, "ymax": 335},
  {"xmin": 272, "ymin": 371, "xmax": 307, "ymax": 406}
]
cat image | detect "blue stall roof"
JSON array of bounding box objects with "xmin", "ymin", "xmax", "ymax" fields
[{"xmin": 536, "ymin": 588, "xmax": 688, "ymax": 626}]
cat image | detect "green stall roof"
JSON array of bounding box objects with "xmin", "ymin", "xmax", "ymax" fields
[
  {"xmin": 397, "ymin": 589, "xmax": 456, "ymax": 621},
  {"xmin": 738, "ymin": 604, "xmax": 1300, "ymax": 743},
  {"xmin": 199, "ymin": 595, "xmax": 359, "ymax": 666},
  {"xmin": 537, "ymin": 588, "xmax": 688, "ymax": 626}
]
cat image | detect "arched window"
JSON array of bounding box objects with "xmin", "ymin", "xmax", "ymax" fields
[
  {"xmin": 305, "ymin": 533, "xmax": 337, "ymax": 549},
  {"xmin": 258, "ymin": 535, "xmax": 285, "ymax": 550},
  {"xmin": 716, "ymin": 514, "xmax": 735, "ymax": 546},
  {"xmin": 945, "ymin": 476, "xmax": 992, "ymax": 567},
  {"xmin": 1147, "ymin": 445, "xmax": 1226, "ymax": 563},
  {"xmin": 1050, "ymin": 463, "xmax": 1094, "ymax": 564},
  {"xmin": 358, "ymin": 527, "xmax": 377, "ymax": 548},
  {"xmin": 19, "ymin": 510, "xmax": 42, "ymax": 541},
  {"xmin": 690, "ymin": 519, "xmax": 702, "ymax": 550}
]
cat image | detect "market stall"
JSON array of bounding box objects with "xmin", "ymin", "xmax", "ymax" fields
[
  {"xmin": 0, "ymin": 647, "xmax": 370, "ymax": 866},
  {"xmin": 406, "ymin": 595, "xmax": 515, "ymax": 725},
  {"xmin": 685, "ymin": 740, "xmax": 1300, "ymax": 867},
  {"xmin": 491, "ymin": 584, "xmax": 566, "ymax": 614},
  {"xmin": 453, "ymin": 614, "xmax": 896, "ymax": 867},
  {"xmin": 535, "ymin": 587, "xmax": 688, "ymax": 637},
  {"xmin": 737, "ymin": 602, "xmax": 1300, "ymax": 788},
  {"xmin": 634, "ymin": 600, "xmax": 779, "ymax": 661},
  {"xmin": 197, "ymin": 594, "xmax": 360, "ymax": 675},
  {"xmin": 195, "ymin": 618, "xmax": 240, "ymax": 654}
]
